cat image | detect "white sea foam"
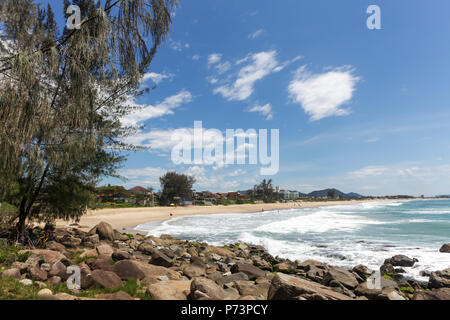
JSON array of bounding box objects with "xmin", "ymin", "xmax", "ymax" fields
[{"xmin": 134, "ymin": 200, "xmax": 450, "ymax": 281}]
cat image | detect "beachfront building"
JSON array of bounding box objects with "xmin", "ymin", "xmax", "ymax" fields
[{"xmin": 279, "ymin": 190, "xmax": 300, "ymax": 200}]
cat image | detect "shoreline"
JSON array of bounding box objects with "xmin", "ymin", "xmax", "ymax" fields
[{"xmin": 56, "ymin": 198, "xmax": 410, "ymax": 232}]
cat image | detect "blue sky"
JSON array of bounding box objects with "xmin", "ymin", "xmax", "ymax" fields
[{"xmin": 45, "ymin": 0, "xmax": 450, "ymax": 196}]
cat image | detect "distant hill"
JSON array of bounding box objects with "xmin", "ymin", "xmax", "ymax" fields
[{"xmin": 307, "ymin": 188, "xmax": 364, "ymax": 199}]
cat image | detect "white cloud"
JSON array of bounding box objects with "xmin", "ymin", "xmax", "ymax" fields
[
  {"xmin": 247, "ymin": 103, "xmax": 273, "ymax": 120},
  {"xmin": 229, "ymin": 169, "xmax": 247, "ymax": 177},
  {"xmin": 214, "ymin": 50, "xmax": 280, "ymax": 101},
  {"xmin": 121, "ymin": 90, "xmax": 192, "ymax": 126},
  {"xmin": 248, "ymin": 29, "xmax": 264, "ymax": 39},
  {"xmin": 208, "ymin": 53, "xmax": 222, "ymax": 65},
  {"xmin": 142, "ymin": 72, "xmax": 173, "ymax": 84},
  {"xmin": 168, "ymin": 40, "xmax": 189, "ymax": 52},
  {"xmin": 288, "ymin": 66, "xmax": 359, "ymax": 121},
  {"xmin": 348, "ymin": 166, "xmax": 389, "ymax": 179},
  {"xmin": 215, "ymin": 61, "xmax": 231, "ymax": 74}
]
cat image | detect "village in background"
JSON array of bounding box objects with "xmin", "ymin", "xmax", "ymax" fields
[{"xmin": 94, "ymin": 184, "xmax": 416, "ymax": 209}]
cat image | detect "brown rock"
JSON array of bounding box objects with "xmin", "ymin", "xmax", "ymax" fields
[
  {"xmin": 268, "ymin": 273, "xmax": 352, "ymax": 300},
  {"xmin": 190, "ymin": 277, "xmax": 225, "ymax": 300},
  {"xmin": 91, "ymin": 270, "xmax": 123, "ymax": 289},
  {"xmin": 20, "ymin": 249, "xmax": 68, "ymax": 265},
  {"xmin": 428, "ymin": 268, "xmax": 450, "ymax": 289},
  {"xmin": 274, "ymin": 262, "xmax": 297, "ymax": 274},
  {"xmin": 28, "ymin": 266, "xmax": 48, "ymax": 281},
  {"xmin": 217, "ymin": 272, "xmax": 249, "ymax": 286},
  {"xmin": 297, "ymin": 260, "xmax": 329, "ymax": 271},
  {"xmin": 355, "ymin": 277, "xmax": 400, "ymax": 300},
  {"xmin": 413, "ymin": 288, "xmax": 450, "ymax": 300},
  {"xmin": 96, "ymin": 244, "xmax": 114, "ymax": 258},
  {"xmin": 149, "ymin": 249, "xmax": 173, "ymax": 268},
  {"xmin": 112, "ymin": 259, "xmax": 181, "ymax": 281},
  {"xmin": 49, "ymin": 261, "xmax": 68, "ymax": 280},
  {"xmin": 383, "ymin": 255, "xmax": 417, "ymax": 267},
  {"xmin": 137, "ymin": 242, "xmax": 155, "ymax": 255},
  {"xmin": 183, "ymin": 264, "xmax": 206, "ymax": 279},
  {"xmin": 439, "ymin": 243, "xmax": 450, "ymax": 253},
  {"xmin": 323, "ymin": 267, "xmax": 359, "ymax": 290},
  {"xmin": 352, "ymin": 264, "xmax": 373, "ymax": 279},
  {"xmin": 231, "ymin": 263, "xmax": 266, "ymax": 280},
  {"xmin": 1, "ymin": 268, "xmax": 21, "ymax": 279},
  {"xmin": 85, "ymin": 258, "xmax": 113, "ymax": 272},
  {"xmin": 112, "ymin": 251, "xmax": 132, "ymax": 261},
  {"xmin": 90, "ymin": 222, "xmax": 116, "ymax": 241},
  {"xmin": 206, "ymin": 247, "xmax": 236, "ymax": 259},
  {"xmin": 147, "ymin": 282, "xmax": 187, "ymax": 300}
]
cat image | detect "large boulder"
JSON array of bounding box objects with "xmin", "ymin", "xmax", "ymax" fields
[
  {"xmin": 217, "ymin": 272, "xmax": 249, "ymax": 286},
  {"xmin": 112, "ymin": 251, "xmax": 132, "ymax": 262},
  {"xmin": 230, "ymin": 263, "xmax": 266, "ymax": 280},
  {"xmin": 322, "ymin": 267, "xmax": 359, "ymax": 290},
  {"xmin": 91, "ymin": 270, "xmax": 123, "ymax": 289},
  {"xmin": 1, "ymin": 268, "xmax": 21, "ymax": 279},
  {"xmin": 96, "ymin": 244, "xmax": 114, "ymax": 258},
  {"xmin": 183, "ymin": 264, "xmax": 206, "ymax": 279},
  {"xmin": 112, "ymin": 259, "xmax": 181, "ymax": 282},
  {"xmin": 268, "ymin": 273, "xmax": 352, "ymax": 300},
  {"xmin": 190, "ymin": 277, "xmax": 225, "ymax": 300},
  {"xmin": 352, "ymin": 265, "xmax": 373, "ymax": 279},
  {"xmin": 149, "ymin": 249, "xmax": 173, "ymax": 268},
  {"xmin": 355, "ymin": 277, "xmax": 400, "ymax": 300},
  {"xmin": 439, "ymin": 244, "xmax": 450, "ymax": 253},
  {"xmin": 147, "ymin": 282, "xmax": 188, "ymax": 300},
  {"xmin": 297, "ymin": 260, "xmax": 329, "ymax": 271},
  {"xmin": 49, "ymin": 261, "xmax": 68, "ymax": 280},
  {"xmin": 234, "ymin": 281, "xmax": 270, "ymax": 299},
  {"xmin": 428, "ymin": 268, "xmax": 450, "ymax": 289},
  {"xmin": 19, "ymin": 249, "xmax": 69, "ymax": 266},
  {"xmin": 89, "ymin": 222, "xmax": 116, "ymax": 242},
  {"xmin": 383, "ymin": 255, "xmax": 417, "ymax": 267},
  {"xmin": 413, "ymin": 288, "xmax": 450, "ymax": 300},
  {"xmin": 205, "ymin": 247, "xmax": 236, "ymax": 259}
]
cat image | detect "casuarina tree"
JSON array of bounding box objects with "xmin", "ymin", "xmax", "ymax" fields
[{"xmin": 0, "ymin": 0, "xmax": 177, "ymax": 238}]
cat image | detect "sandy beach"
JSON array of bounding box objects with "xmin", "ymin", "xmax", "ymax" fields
[{"xmin": 55, "ymin": 199, "xmax": 394, "ymax": 232}]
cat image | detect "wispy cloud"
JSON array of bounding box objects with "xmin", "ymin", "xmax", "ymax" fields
[
  {"xmin": 142, "ymin": 72, "xmax": 174, "ymax": 84},
  {"xmin": 208, "ymin": 53, "xmax": 222, "ymax": 65},
  {"xmin": 214, "ymin": 50, "xmax": 281, "ymax": 101},
  {"xmin": 247, "ymin": 103, "xmax": 273, "ymax": 120},
  {"xmin": 121, "ymin": 90, "xmax": 193, "ymax": 126},
  {"xmin": 288, "ymin": 66, "xmax": 360, "ymax": 121},
  {"xmin": 248, "ymin": 29, "xmax": 264, "ymax": 39}
]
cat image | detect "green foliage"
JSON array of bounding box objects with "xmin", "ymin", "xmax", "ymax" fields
[
  {"xmin": 0, "ymin": 277, "xmax": 40, "ymax": 300},
  {"xmin": 400, "ymin": 286, "xmax": 415, "ymax": 294},
  {"xmin": 159, "ymin": 172, "xmax": 195, "ymax": 206},
  {"xmin": 0, "ymin": 0, "xmax": 177, "ymax": 233},
  {"xmin": 69, "ymin": 250, "xmax": 96, "ymax": 265},
  {"xmin": 252, "ymin": 179, "xmax": 278, "ymax": 202},
  {"xmin": 0, "ymin": 243, "xmax": 30, "ymax": 267}
]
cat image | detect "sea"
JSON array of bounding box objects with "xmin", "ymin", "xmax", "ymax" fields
[{"xmin": 134, "ymin": 199, "xmax": 450, "ymax": 281}]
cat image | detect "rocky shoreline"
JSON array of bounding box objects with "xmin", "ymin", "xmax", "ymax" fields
[{"xmin": 1, "ymin": 221, "xmax": 449, "ymax": 300}]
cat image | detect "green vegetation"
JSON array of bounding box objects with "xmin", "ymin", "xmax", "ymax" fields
[
  {"xmin": 0, "ymin": 243, "xmax": 30, "ymax": 267},
  {"xmin": 159, "ymin": 172, "xmax": 196, "ymax": 206},
  {"xmin": 400, "ymin": 287, "xmax": 415, "ymax": 294},
  {"xmin": 0, "ymin": 0, "xmax": 177, "ymax": 237},
  {"xmin": 0, "ymin": 276, "xmax": 151, "ymax": 300},
  {"xmin": 69, "ymin": 250, "xmax": 96, "ymax": 265}
]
